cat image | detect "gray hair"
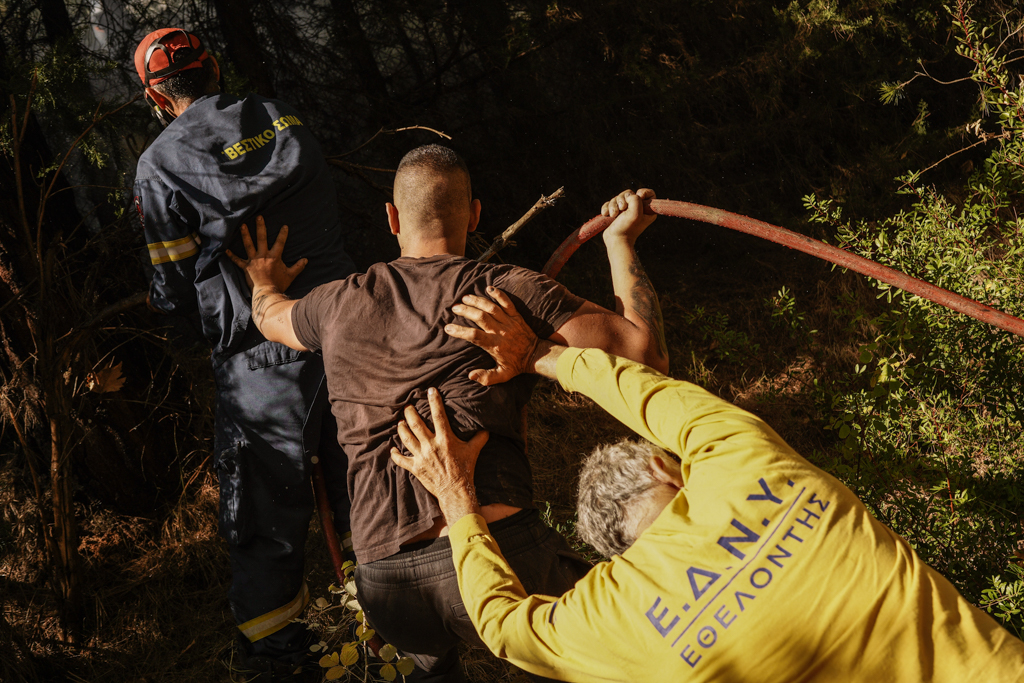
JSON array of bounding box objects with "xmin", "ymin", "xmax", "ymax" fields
[{"xmin": 576, "ymin": 438, "xmax": 666, "ymax": 558}]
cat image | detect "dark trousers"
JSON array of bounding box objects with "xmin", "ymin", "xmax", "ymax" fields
[
  {"xmin": 355, "ymin": 509, "xmax": 592, "ymax": 682},
  {"xmin": 214, "ymin": 339, "xmax": 350, "ymax": 661}
]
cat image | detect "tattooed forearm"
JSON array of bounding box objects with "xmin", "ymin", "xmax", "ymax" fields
[
  {"xmin": 251, "ymin": 285, "xmax": 290, "ymax": 331},
  {"xmin": 628, "ymin": 259, "xmax": 669, "ymax": 360}
]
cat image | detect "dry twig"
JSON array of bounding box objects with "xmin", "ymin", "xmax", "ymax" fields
[{"xmin": 477, "ymin": 187, "xmax": 565, "ymax": 263}]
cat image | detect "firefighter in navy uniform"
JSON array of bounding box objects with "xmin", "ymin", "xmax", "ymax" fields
[{"xmin": 132, "ymin": 28, "xmax": 355, "ymax": 678}]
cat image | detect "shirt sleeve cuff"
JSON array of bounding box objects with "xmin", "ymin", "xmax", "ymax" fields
[
  {"xmin": 448, "ymin": 513, "xmax": 491, "ymax": 548},
  {"xmin": 555, "ymin": 346, "xmax": 590, "ymax": 392}
]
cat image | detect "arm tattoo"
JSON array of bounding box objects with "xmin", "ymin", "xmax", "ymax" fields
[
  {"xmin": 251, "ymin": 285, "xmax": 289, "ymax": 330},
  {"xmin": 628, "ymin": 259, "xmax": 669, "ymax": 360}
]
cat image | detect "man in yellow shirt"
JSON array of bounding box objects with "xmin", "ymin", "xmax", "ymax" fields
[{"xmin": 390, "ymin": 291, "xmax": 1024, "ymax": 682}]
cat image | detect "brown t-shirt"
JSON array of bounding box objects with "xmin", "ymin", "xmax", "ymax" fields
[{"xmin": 291, "ymin": 255, "xmax": 585, "ymax": 563}]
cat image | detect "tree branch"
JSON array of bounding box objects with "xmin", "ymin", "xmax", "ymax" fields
[
  {"xmin": 477, "ymin": 187, "xmax": 565, "ymax": 263},
  {"xmin": 81, "ymin": 292, "xmax": 148, "ymax": 330}
]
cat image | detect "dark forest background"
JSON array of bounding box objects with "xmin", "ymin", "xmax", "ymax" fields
[{"xmin": 2, "ymin": 1, "xmax": 1024, "ymax": 681}]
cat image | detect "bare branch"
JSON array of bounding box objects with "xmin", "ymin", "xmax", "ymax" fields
[
  {"xmin": 327, "ymin": 124, "xmax": 451, "ymax": 160},
  {"xmin": 80, "ymin": 292, "xmax": 148, "ymax": 330},
  {"xmin": 477, "ymin": 187, "xmax": 566, "ymax": 263},
  {"xmin": 900, "ymin": 134, "xmax": 1002, "ymax": 189}
]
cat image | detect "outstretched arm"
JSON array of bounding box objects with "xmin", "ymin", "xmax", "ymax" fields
[
  {"xmin": 225, "ymin": 216, "xmax": 309, "ymax": 351},
  {"xmin": 549, "ymin": 188, "xmax": 669, "ymax": 373}
]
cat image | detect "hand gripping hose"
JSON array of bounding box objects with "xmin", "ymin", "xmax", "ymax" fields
[{"xmin": 542, "ymin": 199, "xmax": 1024, "ymax": 338}]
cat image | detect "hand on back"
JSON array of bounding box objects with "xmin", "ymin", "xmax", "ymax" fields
[
  {"xmin": 446, "ymin": 287, "xmax": 540, "ymax": 386},
  {"xmin": 226, "ymin": 215, "xmax": 307, "ymax": 292}
]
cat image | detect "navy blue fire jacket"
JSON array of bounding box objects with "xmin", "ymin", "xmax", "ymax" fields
[{"xmin": 134, "ymin": 93, "xmax": 354, "ymax": 364}]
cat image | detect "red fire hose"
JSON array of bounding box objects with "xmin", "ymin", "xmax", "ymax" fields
[{"xmin": 543, "ymin": 199, "xmax": 1024, "ymax": 338}]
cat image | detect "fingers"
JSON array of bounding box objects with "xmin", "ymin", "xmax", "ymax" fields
[
  {"xmin": 285, "ymin": 257, "xmax": 308, "ymax": 280},
  {"xmin": 467, "ymin": 430, "xmax": 490, "ymax": 453},
  {"xmin": 637, "ymin": 188, "xmax": 656, "ymax": 216},
  {"xmin": 240, "ymin": 224, "xmax": 256, "ymax": 258},
  {"xmin": 403, "ymin": 403, "xmax": 434, "ymax": 443},
  {"xmin": 451, "ymin": 302, "xmax": 490, "ymax": 327},
  {"xmin": 458, "ymin": 293, "xmax": 501, "ymax": 316},
  {"xmin": 601, "ymin": 189, "xmax": 637, "ymax": 218},
  {"xmin": 396, "ymin": 418, "xmax": 417, "ymax": 454},
  {"xmin": 468, "ymin": 367, "xmax": 509, "ymax": 387},
  {"xmin": 225, "ymin": 249, "xmax": 247, "ymax": 269},
  {"xmin": 425, "ymin": 387, "xmax": 452, "ymax": 442},
  {"xmin": 271, "ymin": 224, "xmax": 290, "ymax": 258},
  {"xmin": 451, "ymin": 289, "xmax": 516, "ymax": 328},
  {"xmin": 486, "ymin": 287, "xmax": 517, "ymax": 312},
  {"xmin": 255, "ymin": 215, "xmax": 268, "ymax": 253},
  {"xmin": 445, "ymin": 322, "xmax": 484, "ymax": 345},
  {"xmin": 622, "ymin": 191, "xmax": 643, "ymax": 219},
  {"xmin": 390, "ymin": 447, "xmax": 414, "ymax": 474}
]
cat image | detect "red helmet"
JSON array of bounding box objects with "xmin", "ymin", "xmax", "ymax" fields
[{"xmin": 134, "ymin": 28, "xmax": 209, "ymax": 87}]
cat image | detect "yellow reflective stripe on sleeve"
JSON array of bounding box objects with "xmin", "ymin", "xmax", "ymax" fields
[
  {"xmin": 148, "ymin": 234, "xmax": 199, "ymax": 265},
  {"xmin": 342, "ymin": 531, "xmax": 353, "ymax": 553},
  {"xmin": 239, "ymin": 582, "xmax": 310, "ymax": 643}
]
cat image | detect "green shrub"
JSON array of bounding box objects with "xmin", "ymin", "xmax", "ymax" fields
[{"xmin": 802, "ymin": 2, "xmax": 1024, "ymax": 637}]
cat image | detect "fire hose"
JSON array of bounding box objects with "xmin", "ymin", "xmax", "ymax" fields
[
  {"xmin": 543, "ymin": 199, "xmax": 1024, "ymax": 338},
  {"xmin": 315, "ymin": 197, "xmax": 1024, "ymax": 630}
]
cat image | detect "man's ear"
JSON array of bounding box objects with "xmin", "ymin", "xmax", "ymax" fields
[
  {"xmin": 467, "ymin": 198, "xmax": 481, "ymax": 234},
  {"xmin": 650, "ymin": 453, "xmax": 684, "ymax": 489},
  {"xmin": 145, "ymin": 86, "xmax": 172, "ymax": 112},
  {"xmin": 386, "ymin": 202, "xmax": 401, "ymax": 236}
]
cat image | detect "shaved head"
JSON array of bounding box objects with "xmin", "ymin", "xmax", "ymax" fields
[{"xmin": 393, "ymin": 145, "xmax": 473, "ymax": 239}]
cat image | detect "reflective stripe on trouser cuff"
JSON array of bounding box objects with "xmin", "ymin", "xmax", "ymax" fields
[
  {"xmin": 239, "ymin": 581, "xmax": 310, "ymax": 642},
  {"xmin": 148, "ymin": 234, "xmax": 199, "ymax": 264}
]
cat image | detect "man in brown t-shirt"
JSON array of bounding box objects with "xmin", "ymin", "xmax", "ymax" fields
[{"xmin": 227, "ymin": 144, "xmax": 668, "ymax": 681}]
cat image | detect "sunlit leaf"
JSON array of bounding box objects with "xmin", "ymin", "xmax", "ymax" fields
[
  {"xmin": 380, "ymin": 663, "xmax": 397, "ymax": 681},
  {"xmin": 345, "ymin": 598, "xmax": 362, "ymax": 612},
  {"xmin": 379, "ymin": 643, "xmax": 397, "ymax": 662},
  {"xmin": 358, "ymin": 627, "xmax": 375, "ymax": 643},
  {"xmin": 319, "ymin": 652, "xmax": 339, "ymax": 668},
  {"xmin": 344, "ymin": 579, "xmax": 358, "ymax": 596},
  {"xmin": 326, "ymin": 665, "xmax": 347, "ymax": 680},
  {"xmin": 86, "ymin": 361, "xmax": 125, "ymax": 393},
  {"xmin": 340, "ymin": 643, "xmax": 360, "ymax": 666},
  {"xmin": 396, "ymin": 658, "xmax": 415, "ymax": 676}
]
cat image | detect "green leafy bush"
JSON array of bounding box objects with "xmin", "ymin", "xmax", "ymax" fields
[{"xmin": 801, "ymin": 2, "xmax": 1024, "ymax": 637}]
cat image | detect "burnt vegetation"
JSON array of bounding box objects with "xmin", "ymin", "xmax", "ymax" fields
[{"xmin": 2, "ymin": 1, "xmax": 1024, "ymax": 681}]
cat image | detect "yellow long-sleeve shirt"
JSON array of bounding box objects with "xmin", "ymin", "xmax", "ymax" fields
[{"xmin": 448, "ymin": 348, "xmax": 1024, "ymax": 682}]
